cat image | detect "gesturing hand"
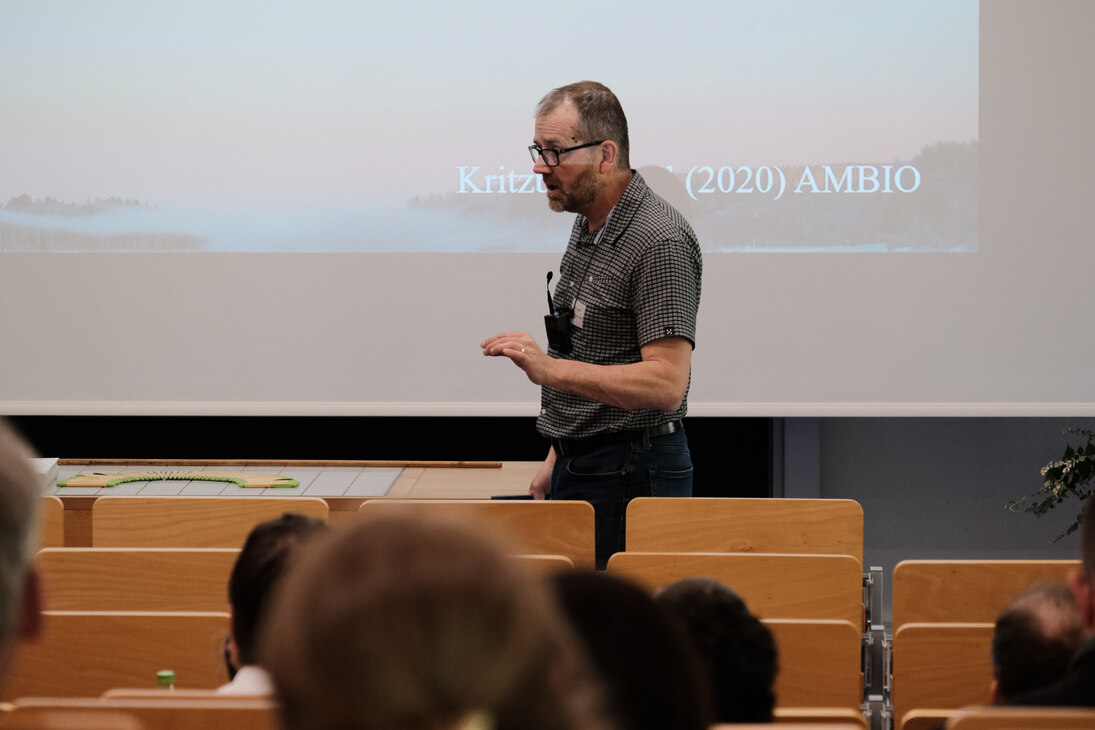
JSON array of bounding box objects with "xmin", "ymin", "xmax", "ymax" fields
[{"xmin": 480, "ymin": 332, "xmax": 552, "ymax": 386}]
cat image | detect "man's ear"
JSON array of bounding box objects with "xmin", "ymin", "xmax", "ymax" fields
[
  {"xmin": 227, "ymin": 609, "xmax": 242, "ymax": 671},
  {"xmin": 598, "ymin": 141, "xmax": 619, "ymax": 173},
  {"xmin": 16, "ymin": 566, "xmax": 43, "ymax": 641},
  {"xmin": 989, "ymin": 678, "xmax": 1004, "ymax": 705}
]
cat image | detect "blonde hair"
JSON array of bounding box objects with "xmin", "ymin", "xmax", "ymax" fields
[{"xmin": 261, "ymin": 511, "xmax": 612, "ymax": 730}]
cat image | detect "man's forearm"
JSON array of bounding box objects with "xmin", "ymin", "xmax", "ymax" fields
[{"xmin": 543, "ymin": 339, "xmax": 691, "ymax": 412}]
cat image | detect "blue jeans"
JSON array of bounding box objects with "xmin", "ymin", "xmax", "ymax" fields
[{"xmin": 550, "ymin": 427, "xmax": 693, "ymax": 569}]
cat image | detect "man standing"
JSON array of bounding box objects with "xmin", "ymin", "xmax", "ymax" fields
[{"xmin": 481, "ymin": 81, "xmax": 702, "ymax": 568}]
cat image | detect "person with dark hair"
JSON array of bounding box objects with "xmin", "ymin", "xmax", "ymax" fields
[
  {"xmin": 654, "ymin": 577, "xmax": 779, "ymax": 723},
  {"xmin": 0, "ymin": 419, "xmax": 43, "ymax": 696},
  {"xmin": 1007, "ymin": 498, "xmax": 1095, "ymax": 706},
  {"xmin": 481, "ymin": 80, "xmax": 703, "ymax": 569},
  {"xmin": 550, "ymin": 571, "xmax": 712, "ymax": 730},
  {"xmin": 217, "ymin": 512, "xmax": 327, "ymax": 695},
  {"xmin": 260, "ymin": 512, "xmax": 614, "ymax": 730},
  {"xmin": 990, "ymin": 582, "xmax": 1084, "ymax": 702}
]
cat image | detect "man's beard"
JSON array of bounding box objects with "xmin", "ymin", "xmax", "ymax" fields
[{"xmin": 544, "ymin": 165, "xmax": 603, "ymax": 215}]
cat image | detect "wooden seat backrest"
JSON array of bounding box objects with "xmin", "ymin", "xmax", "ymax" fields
[
  {"xmin": 892, "ymin": 560, "xmax": 1079, "ymax": 630},
  {"xmin": 890, "ymin": 622, "xmax": 994, "ymax": 729},
  {"xmin": 606, "ymin": 551, "xmax": 864, "ymax": 628},
  {"xmin": 514, "ymin": 554, "xmax": 575, "ymax": 572},
  {"xmin": 712, "ymin": 724, "xmax": 865, "ymax": 730},
  {"xmin": 100, "ymin": 689, "xmax": 266, "ymax": 699},
  {"xmin": 36, "ymin": 548, "xmax": 239, "ymax": 612},
  {"xmin": 2, "ymin": 704, "xmax": 144, "ymax": 730},
  {"xmin": 773, "ymin": 707, "xmax": 870, "ymax": 728},
  {"xmin": 9, "ymin": 698, "xmax": 277, "ymax": 730},
  {"xmin": 2, "ymin": 611, "xmax": 231, "ymax": 702},
  {"xmin": 899, "ymin": 709, "xmax": 956, "ymax": 730},
  {"xmin": 945, "ymin": 707, "xmax": 1095, "ymax": 729},
  {"xmin": 357, "ymin": 499, "xmax": 595, "ymax": 569},
  {"xmin": 625, "ymin": 498, "xmax": 863, "ymax": 565},
  {"xmin": 91, "ymin": 497, "xmax": 328, "ymax": 548},
  {"xmin": 40, "ymin": 496, "xmax": 65, "ymax": 549},
  {"xmin": 764, "ymin": 619, "xmax": 863, "ymax": 710}
]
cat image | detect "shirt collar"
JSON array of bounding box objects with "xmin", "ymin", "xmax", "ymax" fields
[{"xmin": 577, "ymin": 170, "xmax": 647, "ymax": 247}]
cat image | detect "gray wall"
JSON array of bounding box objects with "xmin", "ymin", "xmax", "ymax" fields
[{"xmin": 815, "ymin": 417, "xmax": 1095, "ymax": 626}]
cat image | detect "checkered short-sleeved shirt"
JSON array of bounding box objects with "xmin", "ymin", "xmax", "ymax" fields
[{"xmin": 536, "ymin": 171, "xmax": 703, "ymax": 440}]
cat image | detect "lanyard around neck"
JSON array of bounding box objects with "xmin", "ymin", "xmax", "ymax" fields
[{"xmin": 568, "ymin": 207, "xmax": 616, "ymax": 308}]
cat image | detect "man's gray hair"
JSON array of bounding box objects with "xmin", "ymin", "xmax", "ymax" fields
[
  {"xmin": 0, "ymin": 419, "xmax": 40, "ymax": 641},
  {"xmin": 537, "ymin": 81, "xmax": 630, "ymax": 171}
]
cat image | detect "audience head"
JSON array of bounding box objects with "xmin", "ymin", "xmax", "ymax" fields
[
  {"xmin": 991, "ymin": 582, "xmax": 1085, "ymax": 702},
  {"xmin": 226, "ymin": 512, "xmax": 328, "ymax": 672},
  {"xmin": 261, "ymin": 512, "xmax": 612, "ymax": 730},
  {"xmin": 654, "ymin": 577, "xmax": 779, "ymax": 723},
  {"xmin": 0, "ymin": 419, "xmax": 43, "ymax": 692},
  {"xmin": 549, "ymin": 571, "xmax": 712, "ymax": 730}
]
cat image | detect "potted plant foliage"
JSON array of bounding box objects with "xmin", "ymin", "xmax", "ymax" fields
[{"xmin": 1008, "ymin": 428, "xmax": 1095, "ymax": 541}]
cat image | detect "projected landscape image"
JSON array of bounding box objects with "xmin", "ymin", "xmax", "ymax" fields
[{"xmin": 0, "ymin": 1, "xmax": 978, "ymax": 253}]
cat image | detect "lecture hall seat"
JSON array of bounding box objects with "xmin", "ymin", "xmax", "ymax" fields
[
  {"xmin": 892, "ymin": 559, "xmax": 1079, "ymax": 630},
  {"xmin": 625, "ymin": 497, "xmax": 864, "ymax": 565},
  {"xmin": 7, "ymin": 697, "xmax": 278, "ymax": 730},
  {"xmin": 605, "ymin": 551, "xmax": 865, "ymax": 628},
  {"xmin": 2, "ymin": 611, "xmax": 231, "ymax": 701},
  {"xmin": 36, "ymin": 548, "xmax": 239, "ymax": 612},
  {"xmin": 357, "ymin": 498, "xmax": 595, "ymax": 570},
  {"xmin": 91, "ymin": 497, "xmax": 328, "ymax": 548}
]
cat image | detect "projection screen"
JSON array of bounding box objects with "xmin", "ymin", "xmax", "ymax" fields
[{"xmin": 1, "ymin": 0, "xmax": 1092, "ymax": 416}]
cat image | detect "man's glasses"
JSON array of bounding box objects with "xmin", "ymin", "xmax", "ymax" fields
[{"xmin": 528, "ymin": 140, "xmax": 605, "ymax": 167}]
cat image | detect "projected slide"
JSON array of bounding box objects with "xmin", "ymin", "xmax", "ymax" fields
[{"xmin": 0, "ymin": 1, "xmax": 977, "ymax": 253}]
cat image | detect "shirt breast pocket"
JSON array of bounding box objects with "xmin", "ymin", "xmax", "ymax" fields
[{"xmin": 573, "ymin": 269, "xmax": 634, "ymax": 342}]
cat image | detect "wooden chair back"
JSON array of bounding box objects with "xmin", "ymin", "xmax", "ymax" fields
[
  {"xmin": 40, "ymin": 496, "xmax": 65, "ymax": 549},
  {"xmin": 91, "ymin": 497, "xmax": 327, "ymax": 548},
  {"xmin": 773, "ymin": 707, "xmax": 870, "ymax": 728},
  {"xmin": 2, "ymin": 611, "xmax": 231, "ymax": 701},
  {"xmin": 765, "ymin": 619, "xmax": 863, "ymax": 709},
  {"xmin": 515, "ymin": 554, "xmax": 574, "ymax": 572},
  {"xmin": 625, "ymin": 498, "xmax": 864, "ymax": 565},
  {"xmin": 606, "ymin": 551, "xmax": 864, "ymax": 628},
  {"xmin": 100, "ymin": 689, "xmax": 267, "ymax": 699},
  {"xmin": 357, "ymin": 499, "xmax": 595, "ymax": 569},
  {"xmin": 892, "ymin": 560, "xmax": 1080, "ymax": 630},
  {"xmin": 899, "ymin": 709, "xmax": 956, "ymax": 730},
  {"xmin": 945, "ymin": 707, "xmax": 1095, "ymax": 729},
  {"xmin": 9, "ymin": 698, "xmax": 277, "ymax": 730},
  {"xmin": 890, "ymin": 622, "xmax": 994, "ymax": 730},
  {"xmin": 2, "ymin": 704, "xmax": 144, "ymax": 730},
  {"xmin": 712, "ymin": 725, "xmax": 865, "ymax": 730},
  {"xmin": 36, "ymin": 548, "xmax": 239, "ymax": 612}
]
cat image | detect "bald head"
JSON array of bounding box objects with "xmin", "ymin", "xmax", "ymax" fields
[{"xmin": 992, "ymin": 582, "xmax": 1084, "ymax": 701}]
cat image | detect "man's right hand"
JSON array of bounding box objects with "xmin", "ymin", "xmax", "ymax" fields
[{"xmin": 529, "ymin": 447, "xmax": 556, "ymax": 500}]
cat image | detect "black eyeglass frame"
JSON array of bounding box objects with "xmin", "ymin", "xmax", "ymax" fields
[{"xmin": 528, "ymin": 140, "xmax": 606, "ymax": 167}]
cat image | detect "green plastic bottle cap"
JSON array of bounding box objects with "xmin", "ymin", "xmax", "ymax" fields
[{"xmin": 156, "ymin": 670, "xmax": 175, "ymax": 686}]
